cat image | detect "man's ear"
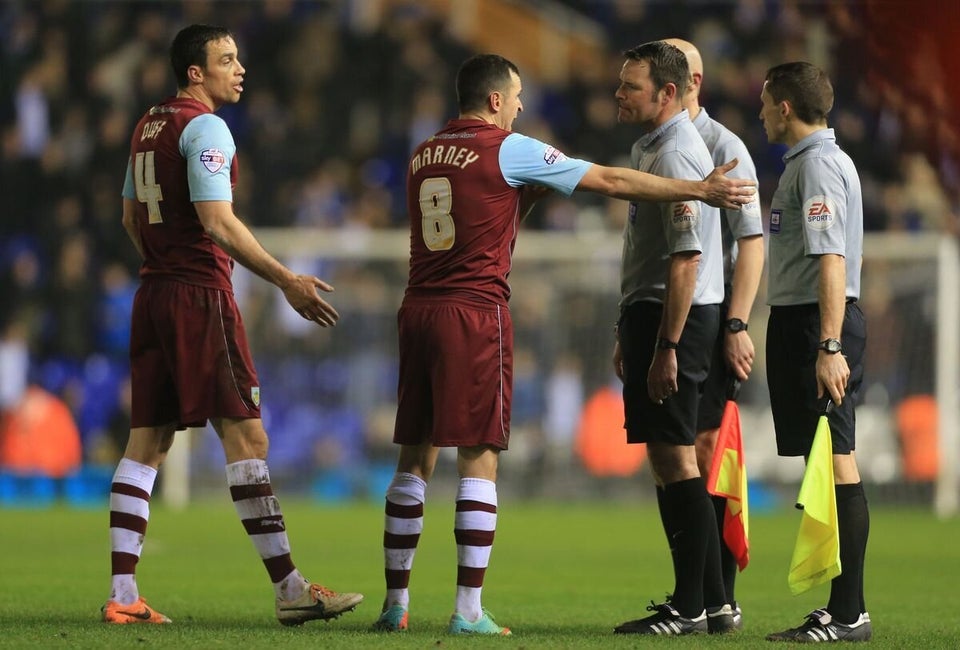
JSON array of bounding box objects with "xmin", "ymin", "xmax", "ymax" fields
[
  {"xmin": 690, "ymin": 71, "xmax": 703, "ymax": 92},
  {"xmin": 488, "ymin": 90, "xmax": 502, "ymax": 112},
  {"xmin": 187, "ymin": 64, "xmax": 204, "ymax": 84},
  {"xmin": 660, "ymin": 82, "xmax": 678, "ymax": 106}
]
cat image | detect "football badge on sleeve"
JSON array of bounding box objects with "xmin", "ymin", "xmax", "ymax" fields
[
  {"xmin": 670, "ymin": 201, "xmax": 699, "ymax": 231},
  {"xmin": 803, "ymin": 195, "xmax": 836, "ymax": 231},
  {"xmin": 200, "ymin": 148, "xmax": 226, "ymax": 173}
]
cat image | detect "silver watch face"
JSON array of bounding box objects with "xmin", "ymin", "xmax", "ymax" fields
[{"xmin": 820, "ymin": 339, "xmax": 842, "ymax": 353}]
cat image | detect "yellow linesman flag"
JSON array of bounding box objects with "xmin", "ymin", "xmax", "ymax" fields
[
  {"xmin": 788, "ymin": 412, "xmax": 841, "ymax": 595},
  {"xmin": 706, "ymin": 398, "xmax": 749, "ymax": 570}
]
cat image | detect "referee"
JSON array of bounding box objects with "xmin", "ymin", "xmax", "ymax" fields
[
  {"xmin": 666, "ymin": 38, "xmax": 764, "ymax": 631},
  {"xmin": 611, "ymin": 41, "xmax": 730, "ymax": 636},
  {"xmin": 760, "ymin": 62, "xmax": 872, "ymax": 643}
]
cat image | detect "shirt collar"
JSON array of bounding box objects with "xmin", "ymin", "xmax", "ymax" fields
[
  {"xmin": 783, "ymin": 128, "xmax": 835, "ymax": 162},
  {"xmin": 637, "ymin": 109, "xmax": 690, "ymax": 148},
  {"xmin": 691, "ymin": 107, "xmax": 710, "ymax": 129}
]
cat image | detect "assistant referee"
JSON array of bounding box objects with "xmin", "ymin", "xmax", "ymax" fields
[{"xmin": 760, "ymin": 61, "xmax": 873, "ymax": 643}]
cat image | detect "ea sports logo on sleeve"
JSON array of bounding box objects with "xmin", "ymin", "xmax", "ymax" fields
[
  {"xmin": 670, "ymin": 201, "xmax": 699, "ymax": 231},
  {"xmin": 803, "ymin": 195, "xmax": 836, "ymax": 231}
]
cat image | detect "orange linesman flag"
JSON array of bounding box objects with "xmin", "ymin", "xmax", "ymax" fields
[{"xmin": 706, "ymin": 379, "xmax": 750, "ymax": 571}]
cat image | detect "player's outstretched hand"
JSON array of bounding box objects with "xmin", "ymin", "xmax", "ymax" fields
[
  {"xmin": 703, "ymin": 159, "xmax": 757, "ymax": 210},
  {"xmin": 283, "ymin": 274, "xmax": 339, "ymax": 327}
]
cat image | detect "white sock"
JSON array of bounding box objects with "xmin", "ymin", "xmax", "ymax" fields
[
  {"xmin": 454, "ymin": 478, "xmax": 497, "ymax": 621},
  {"xmin": 384, "ymin": 472, "xmax": 427, "ymax": 609},
  {"xmin": 109, "ymin": 458, "xmax": 157, "ymax": 605}
]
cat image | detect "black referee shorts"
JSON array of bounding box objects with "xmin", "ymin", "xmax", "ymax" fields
[
  {"xmin": 619, "ymin": 301, "xmax": 719, "ymax": 446},
  {"xmin": 766, "ymin": 301, "xmax": 866, "ymax": 456},
  {"xmin": 696, "ymin": 293, "xmax": 732, "ymax": 432}
]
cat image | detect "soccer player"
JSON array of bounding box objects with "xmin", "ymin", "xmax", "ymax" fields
[
  {"xmin": 664, "ymin": 38, "xmax": 764, "ymax": 630},
  {"xmin": 371, "ymin": 53, "xmax": 755, "ymax": 636},
  {"xmin": 608, "ymin": 41, "xmax": 731, "ymax": 636},
  {"xmin": 761, "ymin": 62, "xmax": 872, "ymax": 643},
  {"xmin": 101, "ymin": 24, "xmax": 362, "ymax": 625}
]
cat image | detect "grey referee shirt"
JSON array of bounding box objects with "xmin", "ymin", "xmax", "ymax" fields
[
  {"xmin": 767, "ymin": 128, "xmax": 863, "ymax": 306},
  {"xmin": 691, "ymin": 108, "xmax": 763, "ymax": 283},
  {"xmin": 620, "ymin": 109, "xmax": 724, "ymax": 308}
]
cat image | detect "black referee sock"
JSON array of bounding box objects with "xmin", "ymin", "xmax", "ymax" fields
[
  {"xmin": 827, "ymin": 482, "xmax": 870, "ymax": 624},
  {"xmin": 662, "ymin": 477, "xmax": 719, "ymax": 618},
  {"xmin": 712, "ymin": 493, "xmax": 738, "ymax": 605}
]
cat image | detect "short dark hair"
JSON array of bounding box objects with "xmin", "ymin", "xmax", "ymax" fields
[
  {"xmin": 623, "ymin": 41, "xmax": 689, "ymax": 95},
  {"xmin": 764, "ymin": 62, "xmax": 834, "ymax": 125},
  {"xmin": 456, "ymin": 54, "xmax": 520, "ymax": 113},
  {"xmin": 170, "ymin": 24, "xmax": 234, "ymax": 89}
]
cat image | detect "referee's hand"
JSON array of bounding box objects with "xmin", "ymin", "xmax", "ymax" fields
[{"xmin": 816, "ymin": 352, "xmax": 849, "ymax": 406}]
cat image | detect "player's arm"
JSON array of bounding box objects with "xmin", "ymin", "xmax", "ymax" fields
[
  {"xmin": 498, "ymin": 134, "xmax": 752, "ymax": 210},
  {"xmin": 724, "ymin": 234, "xmax": 763, "ymax": 380},
  {"xmin": 816, "ymin": 253, "xmax": 849, "ymax": 404},
  {"xmin": 195, "ymin": 201, "xmax": 339, "ymax": 327},
  {"xmin": 576, "ymin": 159, "xmax": 754, "ymax": 209},
  {"xmin": 121, "ymin": 198, "xmax": 145, "ymax": 260}
]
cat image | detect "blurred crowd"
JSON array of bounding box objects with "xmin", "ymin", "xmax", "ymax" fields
[{"xmin": 1, "ymin": 0, "xmax": 957, "ymax": 485}]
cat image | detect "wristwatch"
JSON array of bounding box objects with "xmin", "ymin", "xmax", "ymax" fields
[
  {"xmin": 818, "ymin": 338, "xmax": 842, "ymax": 354},
  {"xmin": 656, "ymin": 337, "xmax": 679, "ymax": 351},
  {"xmin": 724, "ymin": 318, "xmax": 748, "ymax": 333}
]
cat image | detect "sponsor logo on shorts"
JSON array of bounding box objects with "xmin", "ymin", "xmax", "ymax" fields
[
  {"xmin": 628, "ymin": 202, "xmax": 637, "ymax": 224},
  {"xmin": 803, "ymin": 195, "xmax": 836, "ymax": 231},
  {"xmin": 251, "ymin": 386, "xmax": 260, "ymax": 407},
  {"xmin": 543, "ymin": 146, "xmax": 567, "ymax": 165},
  {"xmin": 200, "ymin": 148, "xmax": 226, "ymax": 173},
  {"xmin": 770, "ymin": 209, "xmax": 782, "ymax": 234},
  {"xmin": 670, "ymin": 201, "xmax": 699, "ymax": 230}
]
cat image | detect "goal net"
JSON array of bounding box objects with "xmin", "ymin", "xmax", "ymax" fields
[{"xmin": 167, "ymin": 228, "xmax": 958, "ymax": 517}]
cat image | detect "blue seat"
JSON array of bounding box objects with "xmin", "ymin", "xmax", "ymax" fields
[
  {"xmin": 0, "ymin": 472, "xmax": 57, "ymax": 508},
  {"xmin": 63, "ymin": 465, "xmax": 115, "ymax": 507}
]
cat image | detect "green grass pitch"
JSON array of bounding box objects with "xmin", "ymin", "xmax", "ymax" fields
[{"xmin": 0, "ymin": 499, "xmax": 958, "ymax": 648}]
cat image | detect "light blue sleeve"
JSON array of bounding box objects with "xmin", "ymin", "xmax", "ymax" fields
[
  {"xmin": 498, "ymin": 133, "xmax": 592, "ymax": 197},
  {"xmin": 121, "ymin": 158, "xmax": 134, "ymax": 200},
  {"xmin": 180, "ymin": 113, "xmax": 236, "ymax": 202}
]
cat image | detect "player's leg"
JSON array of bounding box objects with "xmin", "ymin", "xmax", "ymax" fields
[
  {"xmin": 373, "ymin": 440, "xmax": 438, "ymax": 632},
  {"xmin": 215, "ymin": 416, "xmax": 363, "ymax": 625},
  {"xmin": 372, "ymin": 299, "xmax": 437, "ymax": 631},
  {"xmin": 428, "ymin": 300, "xmax": 511, "ymax": 635},
  {"xmin": 103, "ymin": 281, "xmax": 176, "ymax": 624},
  {"xmin": 447, "ymin": 445, "xmax": 510, "ymax": 635},
  {"xmin": 102, "ymin": 425, "xmax": 176, "ymax": 624}
]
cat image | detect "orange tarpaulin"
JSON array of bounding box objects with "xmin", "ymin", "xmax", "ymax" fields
[
  {"xmin": 575, "ymin": 386, "xmax": 646, "ymax": 477},
  {"xmin": 895, "ymin": 394, "xmax": 938, "ymax": 481},
  {"xmin": 0, "ymin": 386, "xmax": 82, "ymax": 478}
]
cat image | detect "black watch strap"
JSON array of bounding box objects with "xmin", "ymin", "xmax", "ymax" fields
[
  {"xmin": 724, "ymin": 318, "xmax": 748, "ymax": 333},
  {"xmin": 656, "ymin": 337, "xmax": 679, "ymax": 350}
]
